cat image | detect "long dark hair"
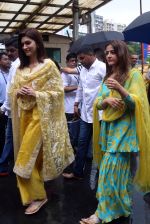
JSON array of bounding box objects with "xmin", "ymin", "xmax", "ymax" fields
[
  {"xmin": 18, "ymin": 28, "xmax": 46, "ymax": 69},
  {"xmin": 104, "ymin": 40, "xmax": 130, "ymax": 85}
]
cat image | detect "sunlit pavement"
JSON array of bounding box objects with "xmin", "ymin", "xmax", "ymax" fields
[{"xmin": 0, "ymin": 169, "xmax": 150, "ymax": 224}]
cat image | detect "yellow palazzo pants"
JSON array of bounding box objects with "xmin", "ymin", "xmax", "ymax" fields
[{"xmin": 15, "ymin": 107, "xmax": 46, "ymax": 205}]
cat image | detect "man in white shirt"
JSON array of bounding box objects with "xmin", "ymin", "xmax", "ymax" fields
[
  {"xmin": 62, "ymin": 53, "xmax": 79, "ymax": 118},
  {"xmin": 63, "ymin": 46, "xmax": 106, "ymax": 179},
  {"xmin": 61, "ymin": 53, "xmax": 80, "ymax": 149},
  {"xmin": 0, "ymin": 37, "xmax": 19, "ymax": 176},
  {"xmin": 0, "ymin": 52, "xmax": 11, "ymax": 156}
]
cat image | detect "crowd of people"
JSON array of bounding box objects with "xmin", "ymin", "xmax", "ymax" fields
[{"xmin": 0, "ymin": 28, "xmax": 150, "ymax": 223}]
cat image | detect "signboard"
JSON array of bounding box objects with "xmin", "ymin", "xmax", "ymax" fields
[{"xmin": 144, "ymin": 44, "xmax": 150, "ymax": 60}]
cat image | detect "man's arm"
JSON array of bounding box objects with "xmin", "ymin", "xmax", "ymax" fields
[
  {"xmin": 61, "ymin": 67, "xmax": 78, "ymax": 74},
  {"xmin": 75, "ymin": 78, "xmax": 83, "ymax": 103},
  {"xmin": 1, "ymin": 59, "xmax": 20, "ymax": 113},
  {"xmin": 100, "ymin": 62, "xmax": 106, "ymax": 80},
  {"xmin": 74, "ymin": 83, "xmax": 82, "ymax": 118},
  {"xmin": 64, "ymin": 85, "xmax": 78, "ymax": 92}
]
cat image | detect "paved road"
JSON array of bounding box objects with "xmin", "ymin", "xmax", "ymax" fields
[
  {"xmin": 132, "ymin": 189, "xmax": 150, "ymax": 224},
  {"xmin": 0, "ymin": 170, "xmax": 150, "ymax": 224}
]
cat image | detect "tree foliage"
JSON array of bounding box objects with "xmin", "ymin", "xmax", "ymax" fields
[{"xmin": 127, "ymin": 42, "xmax": 141, "ymax": 55}]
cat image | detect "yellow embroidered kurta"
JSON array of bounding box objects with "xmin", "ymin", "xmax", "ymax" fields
[{"xmin": 10, "ymin": 59, "xmax": 74, "ymax": 181}]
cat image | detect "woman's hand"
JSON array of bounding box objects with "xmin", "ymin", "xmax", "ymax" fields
[
  {"xmin": 105, "ymin": 78, "xmax": 129, "ymax": 98},
  {"xmin": 105, "ymin": 78, "xmax": 122, "ymax": 91},
  {"xmin": 103, "ymin": 97, "xmax": 125, "ymax": 110},
  {"xmin": 16, "ymin": 88, "xmax": 27, "ymax": 98},
  {"xmin": 23, "ymin": 86, "xmax": 36, "ymax": 97},
  {"xmin": 16, "ymin": 86, "xmax": 36, "ymax": 98}
]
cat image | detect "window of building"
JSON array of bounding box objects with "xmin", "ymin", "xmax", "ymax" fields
[{"xmin": 45, "ymin": 48, "xmax": 61, "ymax": 63}]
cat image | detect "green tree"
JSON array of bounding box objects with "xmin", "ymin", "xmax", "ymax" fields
[
  {"xmin": 146, "ymin": 57, "xmax": 150, "ymax": 68},
  {"xmin": 127, "ymin": 42, "xmax": 141, "ymax": 55}
]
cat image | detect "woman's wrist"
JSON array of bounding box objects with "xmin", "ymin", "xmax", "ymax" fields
[
  {"xmin": 117, "ymin": 85, "xmax": 128, "ymax": 98},
  {"xmin": 116, "ymin": 83, "xmax": 123, "ymax": 92},
  {"xmin": 101, "ymin": 99, "xmax": 108, "ymax": 109}
]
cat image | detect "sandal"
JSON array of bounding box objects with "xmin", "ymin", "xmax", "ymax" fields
[
  {"xmin": 25, "ymin": 198, "xmax": 48, "ymax": 215},
  {"xmin": 24, "ymin": 201, "xmax": 33, "ymax": 207},
  {"xmin": 80, "ymin": 214, "xmax": 101, "ymax": 224}
]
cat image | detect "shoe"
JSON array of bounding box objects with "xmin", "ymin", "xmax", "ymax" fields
[
  {"xmin": 80, "ymin": 214, "xmax": 101, "ymax": 224},
  {"xmin": 25, "ymin": 198, "xmax": 48, "ymax": 215},
  {"xmin": 0, "ymin": 172, "xmax": 9, "ymax": 177},
  {"xmin": 143, "ymin": 192, "xmax": 150, "ymax": 205},
  {"xmin": 62, "ymin": 172, "xmax": 83, "ymax": 180}
]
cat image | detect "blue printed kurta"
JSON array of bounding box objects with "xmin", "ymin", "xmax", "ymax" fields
[
  {"xmin": 95, "ymin": 83, "xmax": 139, "ymax": 223},
  {"xmin": 98, "ymin": 84, "xmax": 139, "ymax": 154}
]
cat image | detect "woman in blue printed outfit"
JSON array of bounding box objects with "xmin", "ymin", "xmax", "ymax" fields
[{"xmin": 80, "ymin": 40, "xmax": 150, "ymax": 224}]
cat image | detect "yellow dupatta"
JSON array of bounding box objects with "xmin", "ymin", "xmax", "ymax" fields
[
  {"xmin": 93, "ymin": 69, "xmax": 150, "ymax": 192},
  {"xmin": 9, "ymin": 59, "xmax": 74, "ymax": 181}
]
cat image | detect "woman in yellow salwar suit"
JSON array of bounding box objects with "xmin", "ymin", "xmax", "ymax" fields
[
  {"xmin": 80, "ymin": 41, "xmax": 150, "ymax": 224},
  {"xmin": 9, "ymin": 28, "xmax": 74, "ymax": 215}
]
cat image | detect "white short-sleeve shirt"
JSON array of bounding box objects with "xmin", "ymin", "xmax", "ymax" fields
[
  {"xmin": 75, "ymin": 58, "xmax": 106, "ymax": 123},
  {"xmin": 61, "ymin": 72, "xmax": 80, "ymax": 114}
]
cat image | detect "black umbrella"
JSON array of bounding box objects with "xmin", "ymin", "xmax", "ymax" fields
[
  {"xmin": 123, "ymin": 11, "xmax": 150, "ymax": 44},
  {"xmin": 81, "ymin": 31, "xmax": 124, "ymax": 48},
  {"xmin": 69, "ymin": 31, "xmax": 124, "ymax": 53},
  {"xmin": 69, "ymin": 36, "xmax": 85, "ymax": 53}
]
